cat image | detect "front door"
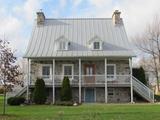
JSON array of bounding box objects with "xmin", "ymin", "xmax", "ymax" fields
[
  {"xmin": 85, "ymin": 88, "xmax": 95, "ymax": 103},
  {"xmin": 84, "ymin": 64, "xmax": 95, "ymax": 84}
]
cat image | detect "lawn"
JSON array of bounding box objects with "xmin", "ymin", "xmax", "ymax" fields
[{"xmin": 0, "ymin": 95, "xmax": 160, "ymax": 120}]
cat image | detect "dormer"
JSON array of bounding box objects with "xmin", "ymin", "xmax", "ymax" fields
[
  {"xmin": 88, "ymin": 36, "xmax": 103, "ymax": 50},
  {"xmin": 55, "ymin": 36, "xmax": 70, "ymax": 50}
]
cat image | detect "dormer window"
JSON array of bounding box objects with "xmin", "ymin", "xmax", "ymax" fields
[
  {"xmin": 59, "ymin": 41, "xmax": 68, "ymax": 50},
  {"xmin": 55, "ymin": 36, "xmax": 69, "ymax": 51},
  {"xmin": 93, "ymin": 42, "xmax": 100, "ymax": 50},
  {"xmin": 89, "ymin": 35, "xmax": 103, "ymax": 50}
]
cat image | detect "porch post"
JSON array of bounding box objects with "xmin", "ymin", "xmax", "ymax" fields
[
  {"xmin": 105, "ymin": 58, "xmax": 108, "ymax": 103},
  {"xmin": 79, "ymin": 59, "xmax": 81, "ymax": 103},
  {"xmin": 26, "ymin": 58, "xmax": 31, "ymax": 102},
  {"xmin": 129, "ymin": 58, "xmax": 133, "ymax": 103},
  {"xmin": 52, "ymin": 59, "xmax": 55, "ymax": 104}
]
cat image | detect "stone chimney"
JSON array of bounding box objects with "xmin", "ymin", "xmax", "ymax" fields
[
  {"xmin": 112, "ymin": 10, "xmax": 122, "ymax": 25},
  {"xmin": 36, "ymin": 11, "xmax": 45, "ymax": 25}
]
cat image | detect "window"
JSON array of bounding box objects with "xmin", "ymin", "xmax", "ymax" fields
[
  {"xmin": 107, "ymin": 64, "xmax": 116, "ymax": 80},
  {"xmin": 42, "ymin": 65, "xmax": 51, "ymax": 79},
  {"xmin": 93, "ymin": 42, "xmax": 100, "ymax": 50},
  {"xmin": 108, "ymin": 88, "xmax": 114, "ymax": 96},
  {"xmin": 63, "ymin": 64, "xmax": 74, "ymax": 79},
  {"xmin": 86, "ymin": 67, "xmax": 93, "ymax": 75},
  {"xmin": 59, "ymin": 41, "xmax": 67, "ymax": 50}
]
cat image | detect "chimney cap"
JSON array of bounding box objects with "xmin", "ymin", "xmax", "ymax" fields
[
  {"xmin": 112, "ymin": 10, "xmax": 121, "ymax": 17},
  {"xmin": 114, "ymin": 10, "xmax": 121, "ymax": 13}
]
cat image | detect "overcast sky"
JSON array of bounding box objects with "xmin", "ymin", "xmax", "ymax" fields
[{"xmin": 0, "ymin": 0, "xmax": 160, "ymax": 58}]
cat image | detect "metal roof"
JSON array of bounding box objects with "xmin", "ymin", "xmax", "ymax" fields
[{"xmin": 24, "ymin": 18, "xmax": 135, "ymax": 58}]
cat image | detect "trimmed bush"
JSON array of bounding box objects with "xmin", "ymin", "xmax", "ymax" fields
[
  {"xmin": 7, "ymin": 97, "xmax": 25, "ymax": 105},
  {"xmin": 133, "ymin": 67, "xmax": 147, "ymax": 85},
  {"xmin": 33, "ymin": 78, "xmax": 46, "ymax": 104},
  {"xmin": 60, "ymin": 77, "xmax": 72, "ymax": 101}
]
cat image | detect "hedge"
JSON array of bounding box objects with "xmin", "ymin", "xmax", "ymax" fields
[{"xmin": 7, "ymin": 97, "xmax": 25, "ymax": 105}]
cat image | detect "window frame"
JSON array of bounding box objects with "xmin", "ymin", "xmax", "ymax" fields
[
  {"xmin": 62, "ymin": 64, "xmax": 74, "ymax": 79},
  {"xmin": 42, "ymin": 64, "xmax": 52, "ymax": 79},
  {"xmin": 92, "ymin": 41, "xmax": 102, "ymax": 50},
  {"xmin": 106, "ymin": 64, "xmax": 116, "ymax": 80}
]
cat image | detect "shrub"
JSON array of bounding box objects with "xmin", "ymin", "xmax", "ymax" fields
[
  {"xmin": 155, "ymin": 95, "xmax": 160, "ymax": 102},
  {"xmin": 60, "ymin": 76, "xmax": 72, "ymax": 101},
  {"xmin": 7, "ymin": 97, "xmax": 25, "ymax": 105},
  {"xmin": 133, "ymin": 67, "xmax": 147, "ymax": 85},
  {"xmin": 33, "ymin": 78, "xmax": 46, "ymax": 104},
  {"xmin": 55, "ymin": 101, "xmax": 73, "ymax": 106}
]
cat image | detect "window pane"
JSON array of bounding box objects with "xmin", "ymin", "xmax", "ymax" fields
[
  {"xmin": 86, "ymin": 67, "xmax": 93, "ymax": 75},
  {"xmin": 107, "ymin": 65, "xmax": 115, "ymax": 79},
  {"xmin": 94, "ymin": 42, "xmax": 100, "ymax": 49},
  {"xmin": 107, "ymin": 66, "xmax": 114, "ymax": 75},
  {"xmin": 42, "ymin": 66, "xmax": 50, "ymax": 78},
  {"xmin": 64, "ymin": 66, "xmax": 72, "ymax": 75},
  {"xmin": 89, "ymin": 67, "xmax": 93, "ymax": 75},
  {"xmin": 86, "ymin": 67, "xmax": 89, "ymax": 75}
]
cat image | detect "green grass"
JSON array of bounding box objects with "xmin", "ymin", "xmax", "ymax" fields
[{"xmin": 1, "ymin": 95, "xmax": 160, "ymax": 120}]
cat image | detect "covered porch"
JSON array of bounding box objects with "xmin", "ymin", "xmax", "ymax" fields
[{"xmin": 26, "ymin": 57, "xmax": 134, "ymax": 103}]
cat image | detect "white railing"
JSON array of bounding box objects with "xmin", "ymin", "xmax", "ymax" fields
[
  {"xmin": 55, "ymin": 75, "xmax": 79, "ymax": 85},
  {"xmin": 30, "ymin": 74, "xmax": 130, "ymax": 86},
  {"xmin": 132, "ymin": 76, "xmax": 154, "ymax": 102},
  {"xmin": 107, "ymin": 75, "xmax": 130, "ymax": 85}
]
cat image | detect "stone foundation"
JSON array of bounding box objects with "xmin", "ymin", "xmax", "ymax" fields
[{"xmin": 42, "ymin": 87, "xmax": 130, "ymax": 103}]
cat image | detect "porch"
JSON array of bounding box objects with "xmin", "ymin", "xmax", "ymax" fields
[
  {"xmin": 26, "ymin": 57, "xmax": 134, "ymax": 103},
  {"xmin": 29, "ymin": 58, "xmax": 131, "ymax": 87}
]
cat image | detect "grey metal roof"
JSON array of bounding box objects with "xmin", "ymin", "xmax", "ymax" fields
[{"xmin": 24, "ymin": 18, "xmax": 135, "ymax": 58}]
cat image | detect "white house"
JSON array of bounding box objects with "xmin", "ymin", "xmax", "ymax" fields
[{"xmin": 23, "ymin": 10, "xmax": 154, "ymax": 103}]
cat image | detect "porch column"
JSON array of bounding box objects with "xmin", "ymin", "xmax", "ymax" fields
[
  {"xmin": 79, "ymin": 59, "xmax": 81, "ymax": 103},
  {"xmin": 26, "ymin": 58, "xmax": 31, "ymax": 102},
  {"xmin": 129, "ymin": 58, "xmax": 133, "ymax": 103},
  {"xmin": 105, "ymin": 58, "xmax": 108, "ymax": 103},
  {"xmin": 52, "ymin": 59, "xmax": 55, "ymax": 104}
]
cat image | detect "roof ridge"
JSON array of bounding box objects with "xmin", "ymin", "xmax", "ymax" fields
[{"xmin": 45, "ymin": 18, "xmax": 112, "ymax": 20}]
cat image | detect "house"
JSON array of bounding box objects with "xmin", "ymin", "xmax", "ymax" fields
[{"xmin": 23, "ymin": 10, "xmax": 154, "ymax": 103}]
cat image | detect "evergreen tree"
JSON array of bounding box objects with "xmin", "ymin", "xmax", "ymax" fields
[
  {"xmin": 60, "ymin": 77, "xmax": 72, "ymax": 101},
  {"xmin": 33, "ymin": 78, "xmax": 46, "ymax": 104},
  {"xmin": 133, "ymin": 67, "xmax": 147, "ymax": 85}
]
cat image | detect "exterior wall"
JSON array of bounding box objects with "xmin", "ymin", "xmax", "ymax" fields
[
  {"xmin": 55, "ymin": 60, "xmax": 79, "ymax": 75},
  {"xmin": 30, "ymin": 59, "xmax": 129, "ymax": 78},
  {"xmin": 107, "ymin": 87, "xmax": 130, "ymax": 103},
  {"xmin": 96, "ymin": 88, "xmax": 105, "ymax": 102},
  {"xmin": 46, "ymin": 87, "xmax": 130, "ymax": 103},
  {"xmin": 108, "ymin": 60, "xmax": 129, "ymax": 75},
  {"xmin": 30, "ymin": 61, "xmax": 52, "ymax": 83}
]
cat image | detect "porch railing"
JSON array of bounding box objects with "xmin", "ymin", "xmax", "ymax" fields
[{"xmin": 29, "ymin": 74, "xmax": 130, "ymax": 86}]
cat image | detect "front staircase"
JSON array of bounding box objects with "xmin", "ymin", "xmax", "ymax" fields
[
  {"xmin": 132, "ymin": 76, "xmax": 154, "ymax": 102},
  {"xmin": 7, "ymin": 85, "xmax": 27, "ymax": 98}
]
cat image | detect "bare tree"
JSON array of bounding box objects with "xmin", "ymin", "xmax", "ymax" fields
[
  {"xmin": 0, "ymin": 39, "xmax": 22, "ymax": 115},
  {"xmin": 135, "ymin": 16, "xmax": 160, "ymax": 92}
]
